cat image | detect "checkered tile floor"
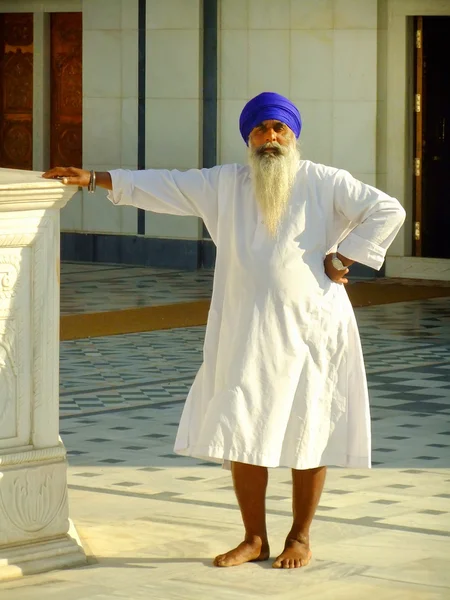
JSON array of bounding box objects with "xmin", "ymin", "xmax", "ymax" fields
[
  {"xmin": 61, "ymin": 402, "xmax": 450, "ymax": 532},
  {"xmin": 60, "ymin": 297, "xmax": 450, "ymax": 430},
  {"xmin": 55, "ymin": 294, "xmax": 450, "ymax": 598},
  {"xmin": 59, "ymin": 294, "xmax": 450, "ymax": 474},
  {"xmin": 60, "ymin": 262, "xmax": 213, "ymax": 315},
  {"xmin": 4, "ymin": 270, "xmax": 449, "ymax": 599}
]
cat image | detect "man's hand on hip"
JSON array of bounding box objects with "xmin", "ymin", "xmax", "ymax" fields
[{"xmin": 324, "ymin": 253, "xmax": 350, "ymax": 284}]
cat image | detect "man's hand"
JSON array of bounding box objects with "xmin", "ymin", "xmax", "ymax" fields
[
  {"xmin": 324, "ymin": 253, "xmax": 349, "ymax": 284},
  {"xmin": 42, "ymin": 167, "xmax": 113, "ymax": 190},
  {"xmin": 42, "ymin": 166, "xmax": 91, "ymax": 187}
]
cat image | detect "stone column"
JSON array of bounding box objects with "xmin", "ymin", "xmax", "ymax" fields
[{"xmin": 0, "ymin": 168, "xmax": 86, "ymax": 580}]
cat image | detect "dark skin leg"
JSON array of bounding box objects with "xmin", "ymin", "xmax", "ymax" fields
[
  {"xmin": 273, "ymin": 466, "xmax": 327, "ymax": 569},
  {"xmin": 213, "ymin": 462, "xmax": 270, "ymax": 567}
]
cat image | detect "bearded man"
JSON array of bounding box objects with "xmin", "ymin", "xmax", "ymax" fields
[{"xmin": 44, "ymin": 92, "xmax": 406, "ymax": 570}]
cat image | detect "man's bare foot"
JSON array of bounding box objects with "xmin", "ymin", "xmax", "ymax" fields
[
  {"xmin": 272, "ymin": 538, "xmax": 312, "ymax": 569},
  {"xmin": 213, "ymin": 537, "xmax": 270, "ymax": 567}
]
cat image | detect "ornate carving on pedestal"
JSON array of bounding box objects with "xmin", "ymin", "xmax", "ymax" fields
[
  {"xmin": 0, "ymin": 168, "xmax": 85, "ymax": 578},
  {"xmin": 0, "ymin": 254, "xmax": 21, "ymax": 441},
  {"xmin": 0, "ymin": 222, "xmax": 59, "ymax": 449},
  {"xmin": 0, "ymin": 249, "xmax": 28, "ymax": 446},
  {"xmin": 0, "ymin": 255, "xmax": 19, "ymax": 300},
  {"xmin": 31, "ymin": 219, "xmax": 57, "ymax": 420},
  {"xmin": 0, "ymin": 467, "xmax": 67, "ymax": 535},
  {"xmin": 0, "ymin": 443, "xmax": 66, "ymax": 467},
  {"xmin": 0, "ymin": 322, "xmax": 17, "ymax": 433},
  {"xmin": 0, "ymin": 266, "xmax": 16, "ymax": 292}
]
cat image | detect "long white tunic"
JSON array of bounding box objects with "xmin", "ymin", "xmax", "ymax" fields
[{"xmin": 108, "ymin": 161, "xmax": 405, "ymax": 470}]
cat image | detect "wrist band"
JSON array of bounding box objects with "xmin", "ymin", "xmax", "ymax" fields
[{"xmin": 88, "ymin": 170, "xmax": 96, "ymax": 193}]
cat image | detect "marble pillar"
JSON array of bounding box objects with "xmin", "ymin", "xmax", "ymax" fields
[{"xmin": 0, "ymin": 168, "xmax": 86, "ymax": 580}]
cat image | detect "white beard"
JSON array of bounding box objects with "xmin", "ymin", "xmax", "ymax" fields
[{"xmin": 248, "ymin": 141, "xmax": 300, "ymax": 237}]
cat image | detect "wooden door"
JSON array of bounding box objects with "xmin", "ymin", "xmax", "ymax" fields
[
  {"xmin": 414, "ymin": 17, "xmax": 424, "ymax": 256},
  {"xmin": 414, "ymin": 17, "xmax": 450, "ymax": 258},
  {"xmin": 0, "ymin": 13, "xmax": 33, "ymax": 170},
  {"xmin": 50, "ymin": 12, "xmax": 82, "ymax": 168}
]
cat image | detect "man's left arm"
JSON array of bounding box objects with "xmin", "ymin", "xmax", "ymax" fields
[{"xmin": 325, "ymin": 170, "xmax": 406, "ymax": 283}]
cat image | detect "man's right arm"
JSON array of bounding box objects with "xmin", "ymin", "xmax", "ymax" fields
[
  {"xmin": 43, "ymin": 165, "xmax": 223, "ymax": 244},
  {"xmin": 42, "ymin": 167, "xmax": 112, "ymax": 190}
]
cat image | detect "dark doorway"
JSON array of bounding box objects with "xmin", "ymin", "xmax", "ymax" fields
[
  {"xmin": 0, "ymin": 13, "xmax": 33, "ymax": 170},
  {"xmin": 414, "ymin": 16, "xmax": 450, "ymax": 258},
  {"xmin": 50, "ymin": 12, "xmax": 82, "ymax": 168}
]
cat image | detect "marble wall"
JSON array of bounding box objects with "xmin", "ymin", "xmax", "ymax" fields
[
  {"xmin": 11, "ymin": 0, "xmax": 448, "ymax": 270},
  {"xmin": 144, "ymin": 0, "xmax": 202, "ymax": 240},
  {"xmin": 75, "ymin": 0, "xmax": 382, "ymax": 241},
  {"xmin": 219, "ymin": 0, "xmax": 379, "ymax": 189},
  {"xmin": 63, "ymin": 0, "xmax": 201, "ymax": 239},
  {"xmin": 77, "ymin": 0, "xmax": 139, "ymax": 236}
]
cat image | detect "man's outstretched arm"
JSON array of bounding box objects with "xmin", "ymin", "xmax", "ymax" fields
[
  {"xmin": 43, "ymin": 167, "xmax": 112, "ymax": 190},
  {"xmin": 43, "ymin": 165, "xmax": 223, "ymax": 243}
]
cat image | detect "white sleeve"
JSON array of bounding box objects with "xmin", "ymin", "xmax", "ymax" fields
[
  {"xmin": 107, "ymin": 166, "xmax": 222, "ymax": 239},
  {"xmin": 332, "ymin": 170, "xmax": 406, "ymax": 270}
]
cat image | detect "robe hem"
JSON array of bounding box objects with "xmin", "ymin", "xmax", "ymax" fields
[{"xmin": 174, "ymin": 444, "xmax": 371, "ymax": 470}]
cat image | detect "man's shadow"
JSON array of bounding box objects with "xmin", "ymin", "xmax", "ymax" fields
[{"xmin": 83, "ymin": 555, "xmax": 278, "ymax": 570}]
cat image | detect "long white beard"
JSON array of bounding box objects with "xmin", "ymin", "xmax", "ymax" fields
[{"xmin": 248, "ymin": 141, "xmax": 300, "ymax": 237}]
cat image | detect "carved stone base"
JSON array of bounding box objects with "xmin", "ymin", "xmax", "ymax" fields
[
  {"xmin": 0, "ymin": 452, "xmax": 70, "ymax": 545},
  {"xmin": 0, "ymin": 449, "xmax": 87, "ymax": 580},
  {"xmin": 0, "ymin": 520, "xmax": 87, "ymax": 581}
]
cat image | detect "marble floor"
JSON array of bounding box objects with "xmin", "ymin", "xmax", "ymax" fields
[
  {"xmin": 60, "ymin": 262, "xmax": 214, "ymax": 315},
  {"xmin": 1, "ymin": 265, "xmax": 450, "ymax": 599}
]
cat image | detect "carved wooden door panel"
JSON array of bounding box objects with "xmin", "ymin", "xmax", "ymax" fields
[
  {"xmin": 0, "ymin": 13, "xmax": 33, "ymax": 170},
  {"xmin": 414, "ymin": 17, "xmax": 424, "ymax": 256},
  {"xmin": 414, "ymin": 17, "xmax": 450, "ymax": 258},
  {"xmin": 50, "ymin": 13, "xmax": 82, "ymax": 168}
]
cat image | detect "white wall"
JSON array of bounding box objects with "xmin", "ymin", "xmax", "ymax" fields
[
  {"xmin": 5, "ymin": 0, "xmax": 381, "ymax": 242},
  {"xmin": 14, "ymin": 0, "xmax": 450, "ymax": 269},
  {"xmin": 77, "ymin": 0, "xmax": 139, "ymax": 235},
  {"xmin": 65, "ymin": 0, "xmax": 202, "ymax": 240},
  {"xmin": 1, "ymin": 0, "xmax": 203, "ymax": 241},
  {"xmin": 144, "ymin": 0, "xmax": 202, "ymax": 240},
  {"xmin": 219, "ymin": 0, "xmax": 378, "ymax": 189}
]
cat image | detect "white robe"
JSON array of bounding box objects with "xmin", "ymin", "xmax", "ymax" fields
[{"xmin": 108, "ymin": 160, "xmax": 406, "ymax": 470}]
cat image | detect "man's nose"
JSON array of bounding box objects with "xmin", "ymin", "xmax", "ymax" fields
[{"xmin": 265, "ymin": 128, "xmax": 277, "ymax": 142}]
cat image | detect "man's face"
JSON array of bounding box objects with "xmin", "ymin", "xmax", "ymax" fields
[
  {"xmin": 247, "ymin": 119, "xmax": 299, "ymax": 238},
  {"xmin": 248, "ymin": 120, "xmax": 293, "ymax": 154}
]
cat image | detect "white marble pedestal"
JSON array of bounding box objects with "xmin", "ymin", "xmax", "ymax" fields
[{"xmin": 0, "ymin": 169, "xmax": 86, "ymax": 580}]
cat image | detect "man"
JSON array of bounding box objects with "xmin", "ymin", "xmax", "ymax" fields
[{"xmin": 44, "ymin": 92, "xmax": 406, "ymax": 570}]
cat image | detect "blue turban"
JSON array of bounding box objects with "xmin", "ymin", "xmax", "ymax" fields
[{"xmin": 239, "ymin": 92, "xmax": 302, "ymax": 145}]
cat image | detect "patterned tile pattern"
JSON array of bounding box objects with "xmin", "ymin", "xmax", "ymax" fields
[
  {"xmin": 58, "ymin": 295, "xmax": 450, "ymax": 486},
  {"xmin": 3, "ymin": 278, "xmax": 450, "ymax": 598},
  {"xmin": 60, "ymin": 297, "xmax": 450, "ymax": 417},
  {"xmin": 60, "ymin": 261, "xmax": 213, "ymax": 315}
]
